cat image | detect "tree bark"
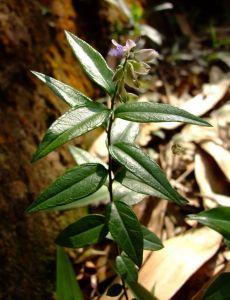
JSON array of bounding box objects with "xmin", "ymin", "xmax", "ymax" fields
[{"xmin": 0, "ymin": 0, "xmax": 103, "ymax": 299}]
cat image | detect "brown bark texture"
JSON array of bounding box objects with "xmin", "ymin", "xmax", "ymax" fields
[{"xmin": 0, "ymin": 0, "xmax": 106, "ymax": 299}]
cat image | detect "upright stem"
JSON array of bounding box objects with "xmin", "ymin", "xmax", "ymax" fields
[
  {"xmin": 107, "ymin": 54, "xmax": 129, "ymax": 204},
  {"xmin": 107, "ymin": 84, "xmax": 118, "ymax": 203},
  {"xmin": 107, "ymin": 55, "xmax": 131, "ymax": 300},
  {"xmin": 107, "ymin": 85, "xmax": 129, "ymax": 300}
]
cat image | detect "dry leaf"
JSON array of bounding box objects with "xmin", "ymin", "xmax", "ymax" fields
[
  {"xmin": 195, "ymin": 149, "xmax": 230, "ymax": 208},
  {"xmin": 191, "ymin": 261, "xmax": 230, "ymax": 300},
  {"xmin": 138, "ymin": 227, "xmax": 222, "ymax": 300},
  {"xmin": 99, "ymin": 228, "xmax": 222, "ymax": 300},
  {"xmin": 200, "ymin": 141, "xmax": 230, "ymax": 182}
]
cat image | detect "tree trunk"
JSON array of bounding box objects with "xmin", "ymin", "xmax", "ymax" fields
[{"xmin": 0, "ymin": 0, "xmax": 103, "ymax": 299}]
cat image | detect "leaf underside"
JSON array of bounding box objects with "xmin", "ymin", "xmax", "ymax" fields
[
  {"xmin": 115, "ymin": 254, "xmax": 138, "ymax": 283},
  {"xmin": 56, "ymin": 214, "xmax": 108, "ymax": 248},
  {"xmin": 189, "ymin": 206, "xmax": 230, "ymax": 240}
]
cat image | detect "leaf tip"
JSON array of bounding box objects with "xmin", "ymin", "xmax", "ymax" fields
[
  {"xmin": 187, "ymin": 214, "xmax": 197, "ymax": 220},
  {"xmin": 25, "ymin": 203, "xmax": 36, "ymax": 214},
  {"xmin": 200, "ymin": 119, "xmax": 213, "ymax": 127},
  {"xmin": 31, "ymin": 152, "xmax": 40, "ymax": 163},
  {"xmin": 206, "ymin": 121, "xmax": 213, "ymax": 127},
  {"xmin": 64, "ymin": 30, "xmax": 74, "ymax": 42}
]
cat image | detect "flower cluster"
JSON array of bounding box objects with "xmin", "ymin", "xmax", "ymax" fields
[{"xmin": 109, "ymin": 39, "xmax": 159, "ymax": 102}]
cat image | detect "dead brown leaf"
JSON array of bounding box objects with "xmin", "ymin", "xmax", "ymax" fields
[
  {"xmin": 194, "ymin": 149, "xmax": 230, "ymax": 208},
  {"xmin": 138, "ymin": 227, "xmax": 222, "ymax": 300},
  {"xmin": 200, "ymin": 141, "xmax": 230, "ymax": 182}
]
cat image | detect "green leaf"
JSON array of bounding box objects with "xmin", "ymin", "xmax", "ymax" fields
[
  {"xmin": 224, "ymin": 239, "xmax": 230, "ymax": 249},
  {"xmin": 110, "ymin": 143, "xmax": 187, "ymax": 205},
  {"xmin": 26, "ymin": 163, "xmax": 107, "ymax": 213},
  {"xmin": 106, "ymin": 283, "xmax": 123, "ymax": 297},
  {"xmin": 107, "ymin": 224, "xmax": 163, "ymax": 252},
  {"xmin": 65, "ymin": 31, "xmax": 115, "ymax": 95},
  {"xmin": 116, "ymin": 254, "xmax": 138, "ymax": 283},
  {"xmin": 188, "ymin": 207, "xmax": 230, "ymax": 240},
  {"xmin": 46, "ymin": 181, "xmax": 145, "ymax": 212},
  {"xmin": 32, "ymin": 102, "xmax": 111, "ymax": 161},
  {"xmin": 56, "ymin": 247, "xmax": 84, "ymax": 300},
  {"xmin": 111, "ymin": 119, "xmax": 139, "ymax": 144},
  {"xmin": 116, "ymin": 169, "xmax": 175, "ymax": 200},
  {"xmin": 44, "ymin": 186, "xmax": 109, "ymax": 211},
  {"xmin": 31, "ymin": 71, "xmax": 92, "ymax": 107},
  {"xmin": 113, "ymin": 181, "xmax": 145, "ymax": 206},
  {"xmin": 127, "ymin": 281, "xmax": 157, "ymax": 300},
  {"xmin": 142, "ymin": 225, "xmax": 163, "ymax": 251},
  {"xmin": 56, "ymin": 214, "xmax": 108, "ymax": 248},
  {"xmin": 107, "ymin": 201, "xmax": 143, "ymax": 266},
  {"xmin": 69, "ymin": 145, "xmax": 108, "ymax": 168},
  {"xmin": 203, "ymin": 273, "xmax": 230, "ymax": 300},
  {"xmin": 115, "ymin": 102, "xmax": 211, "ymax": 127}
]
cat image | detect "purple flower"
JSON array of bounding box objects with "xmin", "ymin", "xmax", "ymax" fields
[{"xmin": 108, "ymin": 39, "xmax": 136, "ymax": 58}]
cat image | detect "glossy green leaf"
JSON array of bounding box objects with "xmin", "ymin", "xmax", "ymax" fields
[
  {"xmin": 31, "ymin": 71, "xmax": 92, "ymax": 107},
  {"xmin": 115, "ymin": 102, "xmax": 211, "ymax": 127},
  {"xmin": 56, "ymin": 247, "xmax": 84, "ymax": 300},
  {"xmin": 116, "ymin": 169, "xmax": 174, "ymax": 199},
  {"xmin": 111, "ymin": 119, "xmax": 139, "ymax": 144},
  {"xmin": 113, "ymin": 181, "xmax": 145, "ymax": 206},
  {"xmin": 32, "ymin": 102, "xmax": 111, "ymax": 161},
  {"xmin": 107, "ymin": 201, "xmax": 143, "ymax": 266},
  {"xmin": 106, "ymin": 224, "xmax": 163, "ymax": 251},
  {"xmin": 141, "ymin": 225, "xmax": 163, "ymax": 251},
  {"xmin": 26, "ymin": 163, "xmax": 107, "ymax": 213},
  {"xmin": 106, "ymin": 283, "xmax": 123, "ymax": 297},
  {"xmin": 115, "ymin": 254, "xmax": 138, "ymax": 283},
  {"xmin": 65, "ymin": 31, "xmax": 115, "ymax": 95},
  {"xmin": 203, "ymin": 273, "xmax": 230, "ymax": 300},
  {"xmin": 188, "ymin": 207, "xmax": 230, "ymax": 240},
  {"xmin": 56, "ymin": 214, "xmax": 108, "ymax": 248},
  {"xmin": 50, "ymin": 181, "xmax": 145, "ymax": 212},
  {"xmin": 127, "ymin": 281, "xmax": 157, "ymax": 300},
  {"xmin": 110, "ymin": 142, "xmax": 187, "ymax": 205},
  {"xmin": 45, "ymin": 186, "xmax": 109, "ymax": 211}
]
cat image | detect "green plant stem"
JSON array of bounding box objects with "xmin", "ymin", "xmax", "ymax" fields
[
  {"xmin": 107, "ymin": 83, "xmax": 118, "ymax": 203},
  {"xmin": 107, "ymin": 59, "xmax": 130, "ymax": 300},
  {"xmin": 107, "ymin": 53, "xmax": 129, "ymax": 199},
  {"xmin": 121, "ymin": 278, "xmax": 129, "ymax": 300}
]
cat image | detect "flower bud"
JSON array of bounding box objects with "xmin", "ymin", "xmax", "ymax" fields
[
  {"xmin": 117, "ymin": 79, "xmax": 128, "ymax": 102},
  {"xmin": 112, "ymin": 65, "xmax": 123, "ymax": 82},
  {"xmin": 129, "ymin": 60, "xmax": 150, "ymax": 75},
  {"xmin": 134, "ymin": 49, "xmax": 159, "ymax": 62},
  {"xmin": 123, "ymin": 39, "xmax": 136, "ymax": 52},
  {"xmin": 124, "ymin": 62, "xmax": 139, "ymax": 89}
]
